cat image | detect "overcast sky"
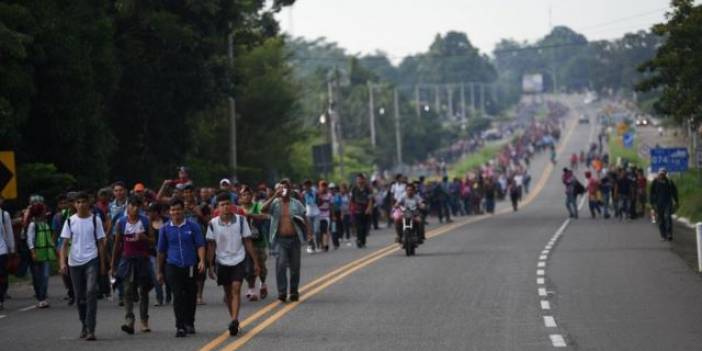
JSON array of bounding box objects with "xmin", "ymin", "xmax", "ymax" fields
[{"xmin": 276, "ymin": 0, "xmax": 677, "ymax": 60}]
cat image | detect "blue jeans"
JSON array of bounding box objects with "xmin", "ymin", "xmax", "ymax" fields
[
  {"xmin": 69, "ymin": 258, "xmax": 100, "ymax": 333},
  {"xmin": 31, "ymin": 261, "xmax": 51, "ymax": 301},
  {"xmin": 602, "ymin": 192, "xmax": 611, "ymax": 217},
  {"xmin": 656, "ymin": 205, "xmax": 673, "ymax": 239},
  {"xmin": 565, "ymin": 193, "xmax": 578, "ymax": 218},
  {"xmin": 306, "ymin": 215, "xmax": 320, "ymax": 248},
  {"xmin": 275, "ymin": 236, "xmax": 301, "ymax": 296},
  {"xmin": 485, "ymin": 198, "xmax": 495, "ymax": 214},
  {"xmin": 617, "ymin": 195, "xmax": 631, "ymax": 219}
]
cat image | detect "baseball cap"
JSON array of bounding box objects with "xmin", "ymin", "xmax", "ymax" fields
[{"xmin": 220, "ymin": 178, "xmax": 232, "ymax": 186}]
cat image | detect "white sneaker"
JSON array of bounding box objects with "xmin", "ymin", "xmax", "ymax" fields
[
  {"xmin": 314, "ymin": 247, "xmax": 322, "ymax": 253},
  {"xmin": 306, "ymin": 246, "xmax": 315, "ymax": 254},
  {"xmin": 346, "ymin": 241, "xmax": 353, "ymax": 247},
  {"xmin": 245, "ymin": 289, "xmax": 254, "ymax": 299}
]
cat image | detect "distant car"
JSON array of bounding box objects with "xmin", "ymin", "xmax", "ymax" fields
[
  {"xmin": 635, "ymin": 118, "xmax": 651, "ymax": 127},
  {"xmin": 578, "ymin": 115, "xmax": 590, "ymax": 124},
  {"xmin": 481, "ymin": 129, "xmax": 503, "ymax": 141}
]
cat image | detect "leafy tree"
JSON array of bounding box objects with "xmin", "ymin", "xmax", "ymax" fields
[{"xmin": 637, "ymin": 0, "xmax": 702, "ymax": 125}]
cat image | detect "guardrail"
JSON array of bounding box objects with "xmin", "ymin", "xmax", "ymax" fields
[{"xmin": 670, "ymin": 217, "xmax": 702, "ymax": 273}]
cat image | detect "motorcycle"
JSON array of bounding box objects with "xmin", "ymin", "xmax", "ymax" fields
[{"xmin": 401, "ymin": 207, "xmax": 419, "ymax": 256}]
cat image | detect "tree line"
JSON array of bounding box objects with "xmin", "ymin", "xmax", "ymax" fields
[{"xmin": 0, "ymin": 0, "xmax": 678, "ymax": 206}]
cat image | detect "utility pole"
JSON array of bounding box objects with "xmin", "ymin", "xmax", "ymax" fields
[
  {"xmin": 470, "ymin": 82, "xmax": 475, "ymax": 115},
  {"xmin": 394, "ymin": 88, "xmax": 403, "ymax": 167},
  {"xmin": 328, "ymin": 80, "xmax": 337, "ymax": 155},
  {"xmin": 415, "ymin": 85, "xmax": 421, "ymax": 117},
  {"xmin": 447, "ymin": 84, "xmax": 454, "ymax": 120},
  {"xmin": 460, "ymin": 83, "xmax": 466, "ymax": 127},
  {"xmin": 227, "ymin": 28, "xmax": 237, "ymax": 178},
  {"xmin": 480, "ymin": 83, "xmax": 485, "ymax": 116},
  {"xmin": 328, "ymin": 69, "xmax": 344, "ymax": 179},
  {"xmin": 434, "ymin": 84, "xmax": 441, "ymax": 116},
  {"xmin": 368, "ymin": 82, "xmax": 376, "ymax": 149}
]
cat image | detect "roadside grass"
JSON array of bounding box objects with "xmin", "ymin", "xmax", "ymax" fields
[
  {"xmin": 609, "ymin": 131, "xmax": 701, "ymax": 222},
  {"xmin": 673, "ymin": 170, "xmax": 702, "ymax": 223},
  {"xmin": 608, "ymin": 131, "xmax": 649, "ymax": 168},
  {"xmin": 448, "ymin": 144, "xmax": 501, "ymax": 178}
]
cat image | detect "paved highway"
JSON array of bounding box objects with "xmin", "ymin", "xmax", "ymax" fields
[{"xmin": 2, "ymin": 96, "xmax": 701, "ymax": 350}]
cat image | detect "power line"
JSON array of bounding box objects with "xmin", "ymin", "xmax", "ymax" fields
[{"xmin": 576, "ymin": 7, "xmax": 667, "ymax": 31}]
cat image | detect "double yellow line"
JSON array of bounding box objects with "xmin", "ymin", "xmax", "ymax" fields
[{"xmin": 200, "ymin": 113, "xmax": 581, "ymax": 351}]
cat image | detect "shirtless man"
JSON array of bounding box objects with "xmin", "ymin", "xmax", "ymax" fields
[{"xmin": 261, "ymin": 180, "xmax": 310, "ymax": 303}]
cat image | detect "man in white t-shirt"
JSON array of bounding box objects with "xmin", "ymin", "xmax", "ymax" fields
[
  {"xmin": 390, "ymin": 174, "xmax": 407, "ymax": 205},
  {"xmin": 59, "ymin": 192, "xmax": 106, "ymax": 341},
  {"xmin": 206, "ymin": 193, "xmax": 260, "ymax": 337}
]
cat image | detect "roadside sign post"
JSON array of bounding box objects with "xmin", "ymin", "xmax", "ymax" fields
[
  {"xmin": 0, "ymin": 151, "xmax": 17, "ymax": 200},
  {"xmin": 650, "ymin": 147, "xmax": 689, "ymax": 174}
]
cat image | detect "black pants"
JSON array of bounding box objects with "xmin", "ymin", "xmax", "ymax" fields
[
  {"xmin": 275, "ymin": 236, "xmax": 301, "ymax": 296},
  {"xmin": 656, "ymin": 205, "xmax": 673, "ymax": 240},
  {"xmin": 354, "ymin": 213, "xmax": 370, "ymax": 247},
  {"xmin": 165, "ymin": 264, "xmax": 197, "ymax": 330},
  {"xmin": 371, "ymin": 207, "xmax": 380, "ymax": 230}
]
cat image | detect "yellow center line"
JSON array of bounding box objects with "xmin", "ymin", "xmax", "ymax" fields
[
  {"xmin": 199, "ymin": 244, "xmax": 400, "ymax": 351},
  {"xmin": 207, "ymin": 112, "xmax": 581, "ymax": 351}
]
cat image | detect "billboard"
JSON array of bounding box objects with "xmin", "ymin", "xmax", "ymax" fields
[{"xmin": 522, "ymin": 74, "xmax": 544, "ymax": 94}]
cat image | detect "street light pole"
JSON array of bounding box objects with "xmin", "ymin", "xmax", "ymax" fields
[
  {"xmin": 227, "ymin": 29, "xmax": 237, "ymax": 179},
  {"xmin": 368, "ymin": 82, "xmax": 376, "ymax": 149},
  {"xmin": 460, "ymin": 83, "xmax": 466, "ymax": 127},
  {"xmin": 394, "ymin": 88, "xmax": 403, "ymax": 167},
  {"xmin": 415, "ymin": 85, "xmax": 421, "ymax": 117}
]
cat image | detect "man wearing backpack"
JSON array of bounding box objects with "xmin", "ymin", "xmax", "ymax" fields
[
  {"xmin": 206, "ymin": 192, "xmax": 260, "ymax": 336},
  {"xmin": 650, "ymin": 168, "xmax": 679, "ymax": 241},
  {"xmin": 27, "ymin": 203, "xmax": 56, "ymax": 308},
  {"xmin": 111, "ymin": 196, "xmax": 154, "ymax": 334},
  {"xmin": 157, "ymin": 198, "xmax": 206, "ymax": 338},
  {"xmin": 0, "ymin": 195, "xmax": 15, "ymax": 311},
  {"xmin": 59, "ymin": 191, "xmax": 107, "ymax": 341}
]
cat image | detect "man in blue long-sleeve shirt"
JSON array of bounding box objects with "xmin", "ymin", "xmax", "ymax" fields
[{"xmin": 157, "ymin": 198, "xmax": 206, "ymax": 338}]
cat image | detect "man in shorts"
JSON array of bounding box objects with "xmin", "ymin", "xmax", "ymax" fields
[{"xmin": 207, "ymin": 193, "xmax": 261, "ymax": 336}]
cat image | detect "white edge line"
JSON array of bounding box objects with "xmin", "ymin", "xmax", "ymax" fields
[
  {"xmin": 0, "ymin": 315, "xmax": 6, "ymax": 319},
  {"xmin": 550, "ymin": 334, "xmax": 567, "ymax": 347},
  {"xmin": 19, "ymin": 305, "xmax": 36, "ymax": 312}
]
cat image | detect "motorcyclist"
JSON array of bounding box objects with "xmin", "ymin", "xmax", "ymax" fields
[{"xmin": 393, "ymin": 183, "xmax": 426, "ymax": 245}]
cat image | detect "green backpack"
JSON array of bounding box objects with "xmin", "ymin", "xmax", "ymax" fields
[{"xmin": 33, "ymin": 221, "xmax": 57, "ymax": 262}]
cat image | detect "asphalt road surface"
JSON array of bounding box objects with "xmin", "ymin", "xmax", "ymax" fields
[{"xmin": 2, "ymin": 95, "xmax": 701, "ymax": 350}]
